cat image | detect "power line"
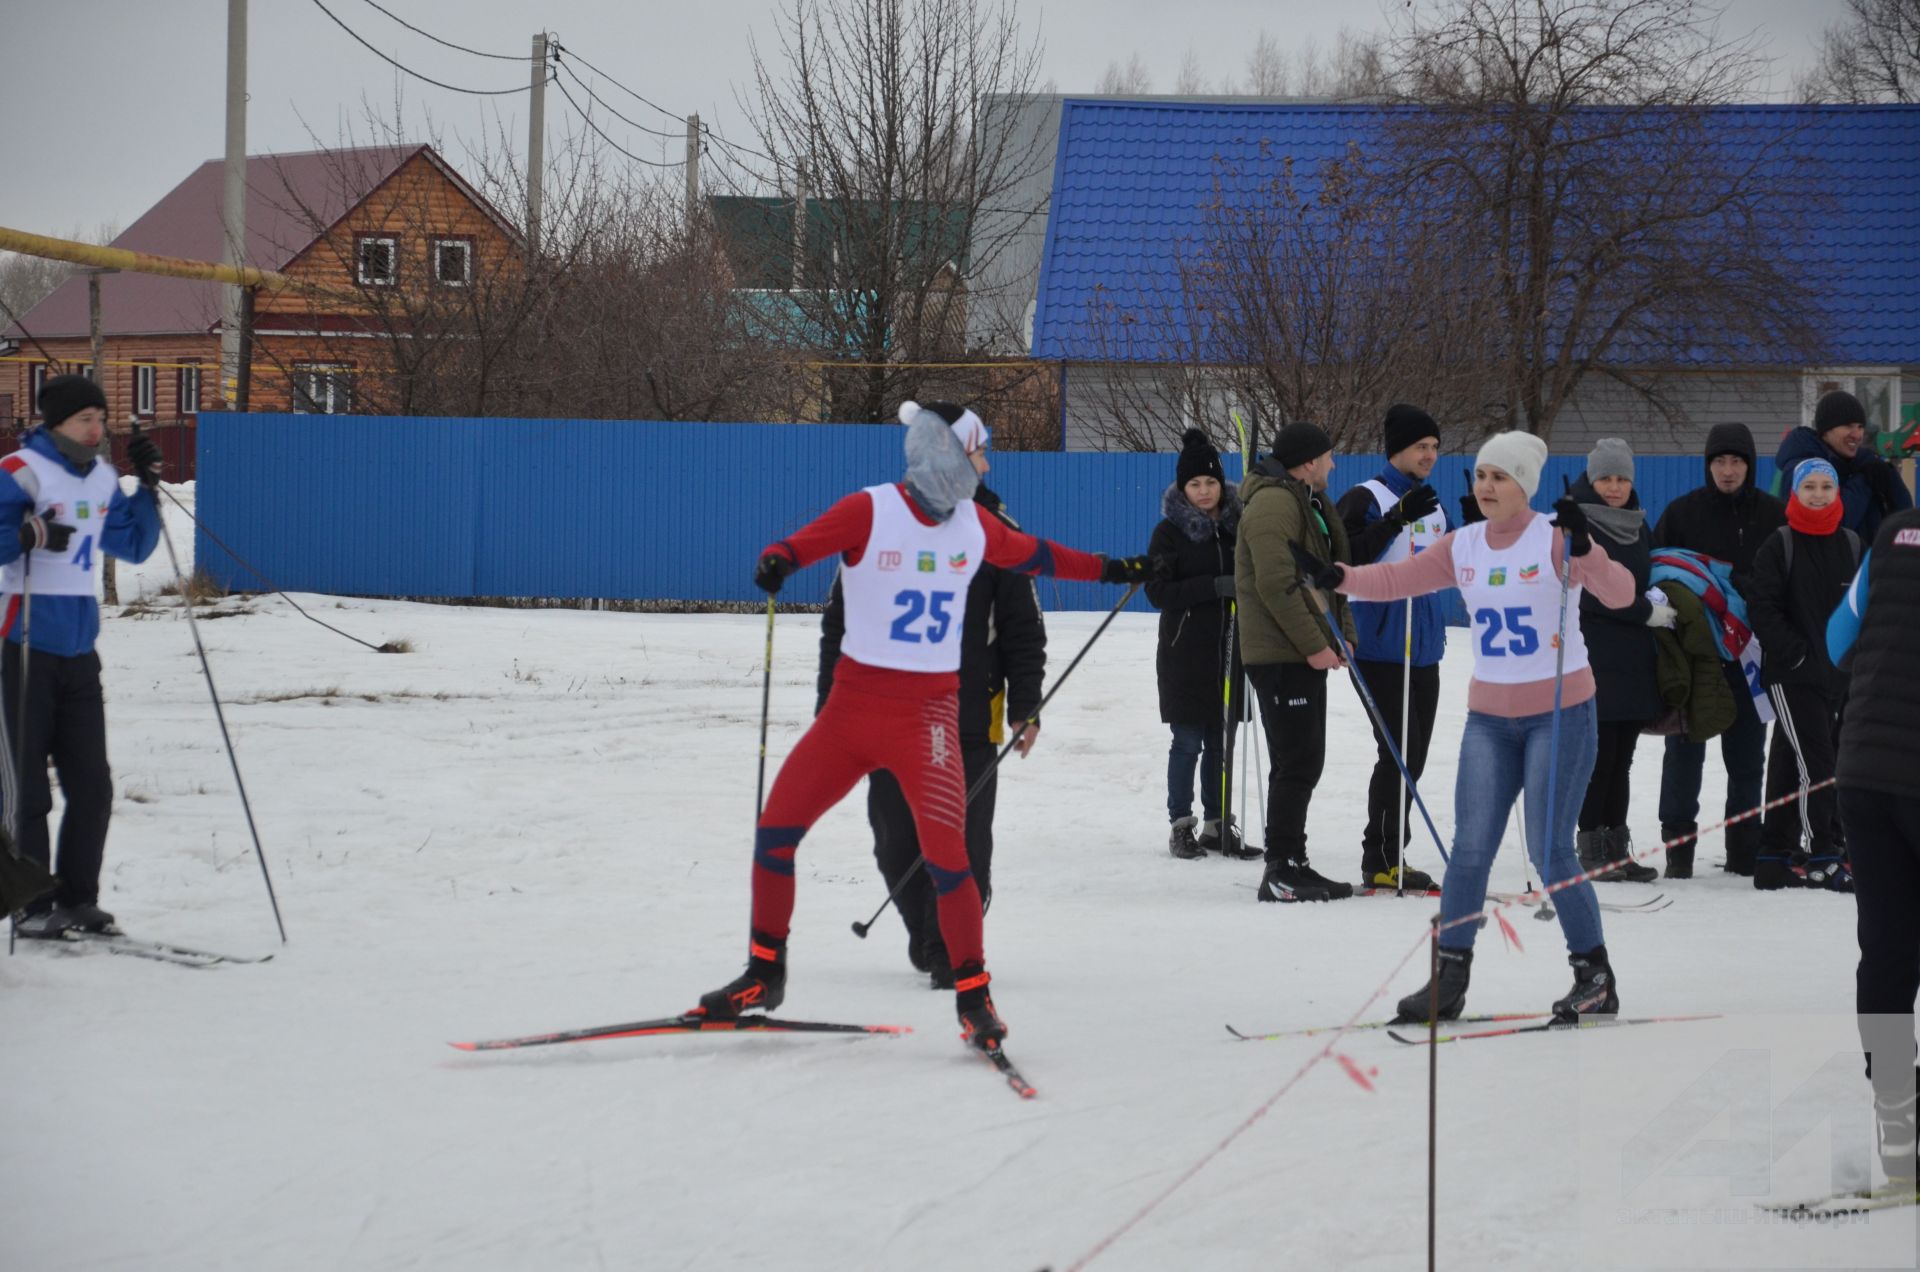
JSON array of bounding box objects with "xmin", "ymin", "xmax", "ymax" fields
[
  {"xmin": 355, "ymin": 0, "xmax": 531, "ymax": 61},
  {"xmin": 555, "ymin": 63, "xmax": 682, "ymax": 140},
  {"xmin": 310, "ymin": 0, "xmax": 543, "ymax": 96},
  {"xmin": 552, "ymin": 75, "xmax": 681, "ymax": 169},
  {"xmin": 551, "ymin": 40, "xmax": 774, "ymax": 165}
]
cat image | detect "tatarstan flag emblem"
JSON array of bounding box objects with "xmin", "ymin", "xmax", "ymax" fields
[
  {"xmin": 948, "ymin": 552, "xmax": 968, "ymax": 570},
  {"xmin": 1519, "ymin": 563, "xmax": 1540, "ymax": 582}
]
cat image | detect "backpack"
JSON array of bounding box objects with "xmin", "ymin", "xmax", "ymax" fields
[{"xmin": 1772, "ymin": 524, "xmax": 1861, "ymax": 578}]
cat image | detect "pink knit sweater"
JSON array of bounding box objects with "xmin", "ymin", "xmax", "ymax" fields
[{"xmin": 1336, "ymin": 510, "xmax": 1636, "ymax": 718}]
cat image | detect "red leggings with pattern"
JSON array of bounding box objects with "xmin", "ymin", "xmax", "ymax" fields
[{"xmin": 752, "ymin": 662, "xmax": 982, "ymax": 969}]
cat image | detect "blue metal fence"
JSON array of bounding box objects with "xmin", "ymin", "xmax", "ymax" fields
[{"xmin": 196, "ymin": 414, "xmax": 1777, "ymax": 613}]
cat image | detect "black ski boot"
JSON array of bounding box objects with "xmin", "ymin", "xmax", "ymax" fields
[
  {"xmin": 695, "ymin": 931, "xmax": 786, "ymax": 1018},
  {"xmin": 1576, "ymin": 828, "xmax": 1610, "ymax": 878},
  {"xmin": 1660, "ymin": 822, "xmax": 1695, "ymax": 879},
  {"xmin": 953, "ymin": 961, "xmax": 1007, "ymax": 1052},
  {"xmin": 1200, "ymin": 817, "xmax": 1260, "ymax": 859},
  {"xmin": 1753, "ymin": 853, "xmax": 1804, "ymax": 891},
  {"xmin": 1392, "ymin": 947, "xmax": 1472, "ymax": 1023},
  {"xmin": 1722, "ymin": 820, "xmax": 1759, "ymax": 876},
  {"xmin": 13, "ymin": 901, "xmax": 71, "ymax": 940},
  {"xmin": 1257, "ymin": 857, "xmax": 1354, "ymax": 902},
  {"xmin": 1603, "ymin": 828, "xmax": 1660, "ymax": 884},
  {"xmin": 1551, "ymin": 946, "xmax": 1620, "ymax": 1023},
  {"xmin": 1803, "ymin": 854, "xmax": 1853, "ymax": 891},
  {"xmin": 1168, "ymin": 816, "xmax": 1205, "ymax": 860}
]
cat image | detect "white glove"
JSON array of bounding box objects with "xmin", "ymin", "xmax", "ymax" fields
[{"xmin": 1646, "ymin": 601, "xmax": 1677, "ymax": 630}]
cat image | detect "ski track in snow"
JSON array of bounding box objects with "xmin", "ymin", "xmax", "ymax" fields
[{"xmin": 0, "ymin": 484, "xmax": 1910, "ymax": 1269}]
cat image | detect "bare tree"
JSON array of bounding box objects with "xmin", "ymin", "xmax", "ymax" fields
[
  {"xmin": 1802, "ymin": 0, "xmax": 1920, "ymax": 102},
  {"xmin": 1174, "ymin": 47, "xmax": 1213, "ymax": 95},
  {"xmin": 1381, "ymin": 0, "xmax": 1831, "ymax": 439},
  {"xmin": 741, "ymin": 0, "xmax": 1048, "ymax": 423},
  {"xmin": 1243, "ymin": 32, "xmax": 1290, "ymax": 95},
  {"xmin": 1098, "ymin": 53, "xmax": 1154, "ymax": 95},
  {"xmin": 1079, "ymin": 145, "xmax": 1503, "ymax": 452}
]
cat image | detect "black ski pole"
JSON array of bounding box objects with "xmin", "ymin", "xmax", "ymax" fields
[
  {"xmin": 851, "ymin": 582, "xmax": 1142, "ymax": 938},
  {"xmin": 6, "ymin": 551, "xmax": 30, "ymax": 954},
  {"xmin": 1293, "ymin": 569, "xmax": 1452, "ymax": 867},
  {"xmin": 155, "ymin": 496, "xmax": 288, "ymax": 944}
]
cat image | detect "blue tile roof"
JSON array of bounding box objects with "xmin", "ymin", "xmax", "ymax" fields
[{"xmin": 1031, "ymin": 101, "xmax": 1920, "ymax": 366}]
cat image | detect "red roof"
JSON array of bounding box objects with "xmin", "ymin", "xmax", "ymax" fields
[{"xmin": 4, "ymin": 144, "xmax": 513, "ymax": 342}]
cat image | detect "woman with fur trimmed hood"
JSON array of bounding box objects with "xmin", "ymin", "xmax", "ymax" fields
[{"xmin": 1147, "ymin": 429, "xmax": 1255, "ymax": 860}]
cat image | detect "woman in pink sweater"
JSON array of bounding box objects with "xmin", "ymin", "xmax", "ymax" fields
[{"xmin": 1296, "ymin": 432, "xmax": 1636, "ymax": 1024}]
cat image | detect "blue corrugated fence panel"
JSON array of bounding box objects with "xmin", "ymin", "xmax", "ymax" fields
[{"xmin": 197, "ymin": 415, "xmax": 1779, "ymax": 613}]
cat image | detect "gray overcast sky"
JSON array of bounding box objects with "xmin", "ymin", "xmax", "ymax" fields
[{"xmin": 0, "ymin": 0, "xmax": 1845, "ymax": 240}]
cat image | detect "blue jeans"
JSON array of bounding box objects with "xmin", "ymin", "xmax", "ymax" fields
[
  {"xmin": 1437, "ymin": 698, "xmax": 1606, "ymax": 955},
  {"xmin": 1167, "ymin": 722, "xmax": 1225, "ymax": 822},
  {"xmin": 1658, "ymin": 660, "xmax": 1766, "ymax": 828}
]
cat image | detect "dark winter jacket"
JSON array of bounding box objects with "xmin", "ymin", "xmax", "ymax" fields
[
  {"xmin": 1650, "ymin": 422, "xmax": 1786, "ymax": 599},
  {"xmin": 1569, "ymin": 475, "xmax": 1662, "ymax": 724},
  {"xmin": 1746, "ymin": 520, "xmax": 1857, "ymax": 702},
  {"xmin": 1146, "ymin": 483, "xmax": 1244, "ymax": 726},
  {"xmin": 1235, "ymin": 458, "xmax": 1357, "ymax": 665},
  {"xmin": 1830, "ymin": 509, "xmax": 1920, "ymax": 797},
  {"xmin": 1335, "ymin": 466, "xmax": 1448, "ymax": 667},
  {"xmin": 817, "ymin": 485, "xmax": 1046, "ymax": 746},
  {"xmin": 1652, "ymin": 585, "xmax": 1737, "ymax": 743},
  {"xmin": 1772, "ymin": 425, "xmax": 1913, "ymax": 541}
]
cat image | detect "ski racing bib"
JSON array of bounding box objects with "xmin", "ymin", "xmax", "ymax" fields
[
  {"xmin": 1361, "ymin": 478, "xmax": 1447, "ymax": 563},
  {"xmin": 838, "ymin": 484, "xmax": 987, "ymax": 674},
  {"xmin": 0, "ymin": 448, "xmax": 122, "ymax": 596},
  {"xmin": 1451, "ymin": 516, "xmax": 1589, "ymax": 684}
]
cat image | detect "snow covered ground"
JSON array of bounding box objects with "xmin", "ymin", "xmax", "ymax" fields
[{"xmin": 1, "ymin": 485, "xmax": 1909, "ymax": 1271}]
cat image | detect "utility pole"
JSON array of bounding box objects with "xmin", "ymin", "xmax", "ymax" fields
[
  {"xmin": 220, "ymin": 0, "xmax": 247, "ymax": 410},
  {"xmin": 527, "ymin": 33, "xmax": 547, "ymax": 250},
  {"xmin": 684, "ymin": 114, "xmax": 700, "ymax": 233},
  {"xmin": 791, "ymin": 163, "xmax": 809, "ymax": 290}
]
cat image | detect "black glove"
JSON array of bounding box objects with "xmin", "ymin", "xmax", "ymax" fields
[
  {"xmin": 127, "ymin": 432, "xmax": 163, "ymax": 489},
  {"xmin": 1100, "ymin": 554, "xmax": 1153, "ymax": 584},
  {"xmin": 1550, "ymin": 495, "xmax": 1593, "ymax": 558},
  {"xmin": 753, "ymin": 552, "xmax": 795, "ymax": 595},
  {"xmin": 1287, "ymin": 540, "xmax": 1345, "ymax": 591},
  {"xmin": 1212, "ymin": 574, "xmax": 1236, "ymax": 599},
  {"xmin": 1458, "ymin": 468, "xmax": 1485, "ymax": 525},
  {"xmin": 20, "ymin": 512, "xmax": 73, "ymax": 554},
  {"xmin": 1388, "ymin": 483, "xmax": 1440, "ymax": 527}
]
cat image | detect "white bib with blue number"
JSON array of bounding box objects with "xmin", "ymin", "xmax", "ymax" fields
[
  {"xmin": 839, "ymin": 483, "xmax": 986, "ymax": 674},
  {"xmin": 1452, "ymin": 515, "xmax": 1588, "ymax": 684},
  {"xmin": 0, "ymin": 448, "xmax": 121, "ymax": 597}
]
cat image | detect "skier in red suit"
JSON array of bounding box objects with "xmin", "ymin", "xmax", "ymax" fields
[{"xmin": 696, "ymin": 402, "xmax": 1152, "ymax": 1052}]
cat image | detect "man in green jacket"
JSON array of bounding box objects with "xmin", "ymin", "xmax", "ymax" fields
[{"xmin": 1237, "ymin": 421, "xmax": 1360, "ymax": 902}]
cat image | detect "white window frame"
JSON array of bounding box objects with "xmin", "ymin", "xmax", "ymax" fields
[
  {"xmin": 133, "ymin": 364, "xmax": 157, "ymax": 416},
  {"xmin": 431, "ymin": 238, "xmax": 472, "ymax": 287},
  {"xmin": 178, "ymin": 364, "xmax": 202, "ymax": 415},
  {"xmin": 356, "ymin": 236, "xmax": 398, "ymax": 287},
  {"xmin": 28, "ymin": 362, "xmax": 47, "ymax": 406},
  {"xmin": 1803, "ymin": 367, "xmax": 1901, "ymax": 439},
  {"xmin": 292, "ymin": 363, "xmax": 354, "ymax": 415}
]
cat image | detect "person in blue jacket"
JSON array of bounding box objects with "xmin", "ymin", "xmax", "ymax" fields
[
  {"xmin": 1333, "ymin": 404, "xmax": 1446, "ymax": 891},
  {"xmin": 6, "ymin": 375, "xmax": 163, "ymax": 938},
  {"xmin": 1774, "ymin": 391, "xmax": 1913, "ymax": 540}
]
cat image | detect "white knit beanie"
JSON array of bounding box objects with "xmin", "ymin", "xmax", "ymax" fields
[{"xmin": 1474, "ymin": 431, "xmax": 1551, "ymax": 499}]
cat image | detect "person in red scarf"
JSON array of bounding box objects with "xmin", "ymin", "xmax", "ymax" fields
[{"xmin": 1746, "ymin": 457, "xmax": 1863, "ymax": 891}]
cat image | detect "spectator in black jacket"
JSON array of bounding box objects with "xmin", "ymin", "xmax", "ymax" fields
[
  {"xmin": 1570, "ymin": 441, "xmax": 1665, "ymax": 884},
  {"xmin": 1651, "ymin": 422, "xmax": 1786, "ymax": 875},
  {"xmin": 1146, "ymin": 429, "xmax": 1255, "ymax": 860},
  {"xmin": 1828, "ymin": 507, "xmax": 1920, "ymax": 1188},
  {"xmin": 1746, "ymin": 457, "xmax": 1860, "ymax": 892},
  {"xmin": 816, "ymin": 405, "xmax": 1047, "ymax": 984}
]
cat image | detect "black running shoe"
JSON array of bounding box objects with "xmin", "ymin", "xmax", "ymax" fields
[{"xmin": 1257, "ymin": 858, "xmax": 1354, "ymax": 903}]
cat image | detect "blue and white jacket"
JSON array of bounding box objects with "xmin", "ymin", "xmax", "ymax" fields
[{"xmin": 0, "ymin": 429, "xmax": 161, "ymax": 657}]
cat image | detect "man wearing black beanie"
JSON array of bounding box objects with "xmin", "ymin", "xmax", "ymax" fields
[
  {"xmin": 8, "ymin": 374, "xmax": 163, "ymax": 939},
  {"xmin": 1773, "ymin": 390, "xmax": 1913, "ymax": 540},
  {"xmin": 1335, "ymin": 405, "xmax": 1445, "ymax": 892},
  {"xmin": 1236, "ymin": 421, "xmax": 1357, "ymax": 901}
]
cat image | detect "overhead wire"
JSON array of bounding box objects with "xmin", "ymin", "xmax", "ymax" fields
[
  {"xmin": 552, "ymin": 39, "xmax": 774, "ymax": 165},
  {"xmin": 310, "ymin": 0, "xmax": 545, "ymax": 95},
  {"xmin": 553, "ymin": 62, "xmax": 683, "ymax": 140},
  {"xmin": 551, "ymin": 75, "xmax": 681, "ymax": 169},
  {"xmin": 354, "ymin": 0, "xmax": 532, "ymax": 61}
]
